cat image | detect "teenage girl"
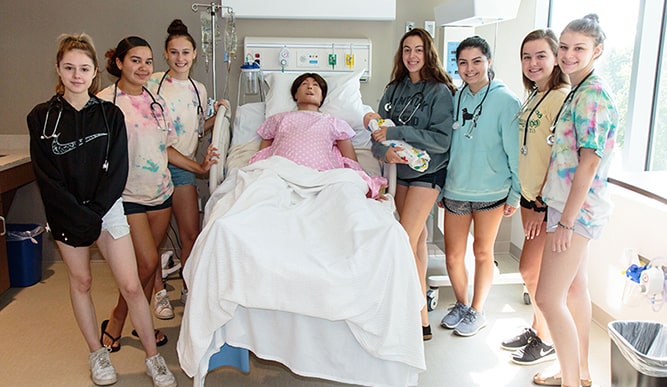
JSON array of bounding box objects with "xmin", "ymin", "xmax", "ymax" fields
[
  {"xmin": 364, "ymin": 28, "xmax": 456, "ymax": 340},
  {"xmin": 533, "ymin": 14, "xmax": 617, "ymax": 387},
  {"xmin": 27, "ymin": 33, "xmax": 176, "ymax": 387},
  {"xmin": 97, "ymin": 36, "xmax": 216, "ymax": 354},
  {"xmin": 501, "ymin": 29, "xmax": 570, "ymax": 366},
  {"xmin": 146, "ymin": 19, "xmax": 224, "ymax": 316},
  {"xmin": 440, "ymin": 36, "xmax": 521, "ymax": 337}
]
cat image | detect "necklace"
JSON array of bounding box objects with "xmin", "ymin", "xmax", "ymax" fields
[
  {"xmin": 520, "ymin": 88, "xmax": 552, "ymax": 155},
  {"xmin": 547, "ymin": 70, "xmax": 594, "ymax": 145}
]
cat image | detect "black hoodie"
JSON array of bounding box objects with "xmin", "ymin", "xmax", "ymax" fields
[{"xmin": 27, "ymin": 94, "xmax": 129, "ymax": 246}]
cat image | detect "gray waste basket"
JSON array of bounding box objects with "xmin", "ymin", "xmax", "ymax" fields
[{"xmin": 608, "ymin": 320, "xmax": 667, "ymax": 387}]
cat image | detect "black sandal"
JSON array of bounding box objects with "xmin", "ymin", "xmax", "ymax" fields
[
  {"xmin": 423, "ymin": 325, "xmax": 432, "ymax": 341},
  {"xmin": 131, "ymin": 328, "xmax": 168, "ymax": 347},
  {"xmin": 100, "ymin": 319, "xmax": 121, "ymax": 352}
]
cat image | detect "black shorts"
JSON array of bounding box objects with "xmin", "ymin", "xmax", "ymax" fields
[
  {"xmin": 396, "ymin": 167, "xmax": 447, "ymax": 191},
  {"xmin": 123, "ymin": 196, "xmax": 173, "ymax": 215}
]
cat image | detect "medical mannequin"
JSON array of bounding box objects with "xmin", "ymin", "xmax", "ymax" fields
[
  {"xmin": 27, "ymin": 33, "xmax": 176, "ymax": 387},
  {"xmin": 364, "ymin": 28, "xmax": 456, "ymax": 340},
  {"xmin": 440, "ymin": 36, "xmax": 521, "ymax": 337},
  {"xmin": 250, "ymin": 72, "xmax": 385, "ymax": 198},
  {"xmin": 533, "ymin": 14, "xmax": 617, "ymax": 387}
]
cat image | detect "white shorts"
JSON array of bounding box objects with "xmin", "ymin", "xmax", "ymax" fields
[
  {"xmin": 101, "ymin": 198, "xmax": 130, "ymax": 240},
  {"xmin": 546, "ymin": 207, "xmax": 604, "ymax": 240}
]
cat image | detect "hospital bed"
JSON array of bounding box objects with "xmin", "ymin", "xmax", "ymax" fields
[{"xmin": 177, "ymin": 71, "xmax": 425, "ymax": 387}]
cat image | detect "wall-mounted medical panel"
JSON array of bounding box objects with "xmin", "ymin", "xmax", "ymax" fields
[
  {"xmin": 225, "ymin": 0, "xmax": 395, "ymax": 20},
  {"xmin": 244, "ymin": 37, "xmax": 372, "ymax": 82}
]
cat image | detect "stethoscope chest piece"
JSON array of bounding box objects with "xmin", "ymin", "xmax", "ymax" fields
[
  {"xmin": 520, "ymin": 145, "xmax": 528, "ymax": 156},
  {"xmin": 452, "ymin": 121, "xmax": 460, "ymax": 130}
]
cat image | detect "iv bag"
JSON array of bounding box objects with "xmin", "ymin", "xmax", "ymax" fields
[
  {"xmin": 224, "ymin": 11, "xmax": 237, "ymax": 61},
  {"xmin": 200, "ymin": 11, "xmax": 212, "ymax": 56}
]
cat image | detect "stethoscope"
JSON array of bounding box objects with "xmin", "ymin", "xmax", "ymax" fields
[
  {"xmin": 113, "ymin": 81, "xmax": 169, "ymax": 132},
  {"xmin": 157, "ymin": 71, "xmax": 204, "ymax": 138},
  {"xmin": 41, "ymin": 94, "xmax": 111, "ymax": 172},
  {"xmin": 518, "ymin": 87, "xmax": 552, "ymax": 155},
  {"xmin": 384, "ymin": 81, "xmax": 426, "ymax": 125},
  {"xmin": 547, "ymin": 70, "xmax": 594, "ymax": 146},
  {"xmin": 452, "ymin": 82, "xmax": 491, "ymax": 139}
]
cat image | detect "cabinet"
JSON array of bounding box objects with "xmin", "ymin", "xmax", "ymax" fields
[{"xmin": 0, "ymin": 161, "xmax": 35, "ymax": 294}]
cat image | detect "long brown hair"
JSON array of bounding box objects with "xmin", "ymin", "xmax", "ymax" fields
[
  {"xmin": 520, "ymin": 29, "xmax": 569, "ymax": 92},
  {"xmin": 390, "ymin": 28, "xmax": 456, "ymax": 95},
  {"xmin": 55, "ymin": 33, "xmax": 100, "ymax": 95}
]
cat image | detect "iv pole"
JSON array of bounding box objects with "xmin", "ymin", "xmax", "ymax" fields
[{"xmin": 191, "ymin": 1, "xmax": 233, "ymax": 100}]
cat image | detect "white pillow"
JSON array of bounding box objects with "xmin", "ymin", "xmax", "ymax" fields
[{"xmin": 263, "ymin": 70, "xmax": 366, "ymax": 131}]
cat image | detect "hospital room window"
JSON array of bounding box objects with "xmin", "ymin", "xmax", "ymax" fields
[{"xmin": 650, "ymin": 26, "xmax": 667, "ymax": 171}]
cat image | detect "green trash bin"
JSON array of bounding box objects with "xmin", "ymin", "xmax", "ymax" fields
[
  {"xmin": 6, "ymin": 224, "xmax": 45, "ymax": 287},
  {"xmin": 608, "ymin": 320, "xmax": 667, "ymax": 387}
]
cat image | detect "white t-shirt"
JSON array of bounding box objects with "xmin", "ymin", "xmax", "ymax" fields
[
  {"xmin": 147, "ymin": 72, "xmax": 208, "ymax": 160},
  {"xmin": 98, "ymin": 84, "xmax": 177, "ymax": 206}
]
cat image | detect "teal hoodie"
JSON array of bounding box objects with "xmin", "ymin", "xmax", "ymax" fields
[{"xmin": 444, "ymin": 79, "xmax": 521, "ymax": 207}]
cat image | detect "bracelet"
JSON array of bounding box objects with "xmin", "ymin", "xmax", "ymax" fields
[{"xmin": 557, "ymin": 221, "xmax": 575, "ymax": 231}]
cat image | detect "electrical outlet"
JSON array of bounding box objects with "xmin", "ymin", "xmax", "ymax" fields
[{"xmin": 405, "ymin": 21, "xmax": 415, "ymax": 33}]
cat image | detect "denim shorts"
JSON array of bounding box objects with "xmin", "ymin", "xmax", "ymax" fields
[
  {"xmin": 546, "ymin": 207, "xmax": 604, "ymax": 240},
  {"xmin": 123, "ymin": 196, "xmax": 173, "ymax": 215},
  {"xmin": 443, "ymin": 197, "xmax": 506, "ymax": 215},
  {"xmin": 396, "ymin": 167, "xmax": 447, "ymax": 191},
  {"xmin": 168, "ymin": 164, "xmax": 196, "ymax": 186},
  {"xmin": 101, "ymin": 198, "xmax": 130, "ymax": 239}
]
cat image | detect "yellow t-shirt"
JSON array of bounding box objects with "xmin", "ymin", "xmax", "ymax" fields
[{"xmin": 517, "ymin": 86, "xmax": 569, "ymax": 202}]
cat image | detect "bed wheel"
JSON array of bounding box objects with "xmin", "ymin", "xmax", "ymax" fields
[
  {"xmin": 426, "ymin": 287, "xmax": 439, "ymax": 311},
  {"xmin": 522, "ymin": 284, "xmax": 531, "ymax": 305}
]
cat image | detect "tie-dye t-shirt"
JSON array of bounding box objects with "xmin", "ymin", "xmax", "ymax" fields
[
  {"xmin": 147, "ymin": 72, "xmax": 207, "ymax": 160},
  {"xmin": 98, "ymin": 85, "xmax": 177, "ymax": 206},
  {"xmin": 542, "ymin": 73, "xmax": 618, "ymax": 228}
]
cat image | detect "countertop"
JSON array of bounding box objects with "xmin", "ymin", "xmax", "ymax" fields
[
  {"xmin": 0, "ymin": 134, "xmax": 31, "ymax": 171},
  {"xmin": 0, "ymin": 150, "xmax": 31, "ymax": 172}
]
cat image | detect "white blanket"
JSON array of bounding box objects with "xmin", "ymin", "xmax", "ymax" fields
[{"xmin": 178, "ymin": 156, "xmax": 426, "ymax": 386}]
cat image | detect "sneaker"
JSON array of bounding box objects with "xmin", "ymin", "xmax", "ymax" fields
[
  {"xmin": 454, "ymin": 308, "xmax": 487, "ymax": 337},
  {"xmin": 180, "ymin": 288, "xmax": 188, "ymax": 305},
  {"xmin": 440, "ymin": 302, "xmax": 470, "ymax": 329},
  {"xmin": 89, "ymin": 347, "xmax": 117, "ymax": 386},
  {"xmin": 145, "ymin": 353, "xmax": 177, "ymax": 387},
  {"xmin": 501, "ymin": 327, "xmax": 537, "ymax": 350},
  {"xmin": 512, "ymin": 336, "xmax": 556, "ymax": 365},
  {"xmin": 154, "ymin": 289, "xmax": 174, "ymax": 320}
]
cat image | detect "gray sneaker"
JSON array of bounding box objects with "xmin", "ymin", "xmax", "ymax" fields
[
  {"xmin": 145, "ymin": 353, "xmax": 177, "ymax": 387},
  {"xmin": 440, "ymin": 302, "xmax": 470, "ymax": 329},
  {"xmin": 89, "ymin": 347, "xmax": 117, "ymax": 386},
  {"xmin": 501, "ymin": 327, "xmax": 537, "ymax": 350},
  {"xmin": 454, "ymin": 308, "xmax": 487, "ymax": 336},
  {"xmin": 511, "ymin": 336, "xmax": 556, "ymax": 365}
]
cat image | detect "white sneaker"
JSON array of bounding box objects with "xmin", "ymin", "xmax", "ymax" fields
[
  {"xmin": 145, "ymin": 353, "xmax": 177, "ymax": 387},
  {"xmin": 89, "ymin": 347, "xmax": 117, "ymax": 386},
  {"xmin": 153, "ymin": 289, "xmax": 174, "ymax": 320},
  {"xmin": 180, "ymin": 288, "xmax": 188, "ymax": 305}
]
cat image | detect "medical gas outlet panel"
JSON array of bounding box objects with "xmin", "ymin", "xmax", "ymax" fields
[{"xmin": 244, "ymin": 37, "xmax": 372, "ymax": 81}]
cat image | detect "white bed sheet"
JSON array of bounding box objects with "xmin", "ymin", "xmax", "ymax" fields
[{"xmin": 177, "ymin": 156, "xmax": 426, "ymax": 386}]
